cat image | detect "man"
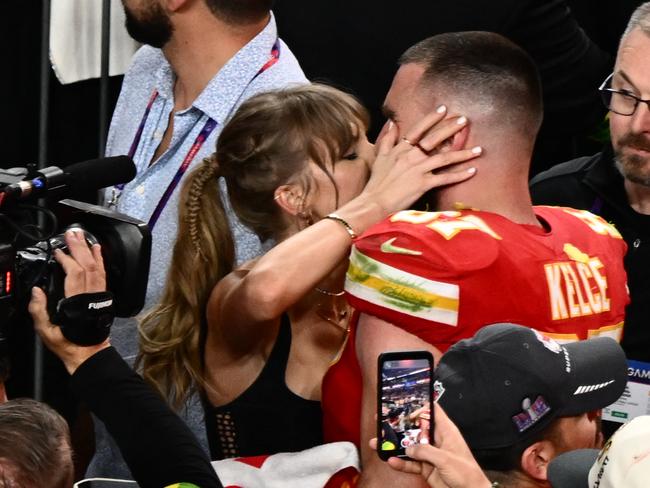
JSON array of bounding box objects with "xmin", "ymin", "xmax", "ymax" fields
[
  {"xmin": 97, "ymin": 0, "xmax": 305, "ymax": 477},
  {"xmin": 531, "ymin": 3, "xmax": 650, "ymax": 364},
  {"xmin": 384, "ymin": 323, "xmax": 628, "ymax": 488},
  {"xmin": 320, "ymin": 32, "xmax": 629, "ymax": 486},
  {"xmin": 435, "ymin": 323, "xmax": 626, "ymax": 487},
  {"xmin": 0, "ymin": 399, "xmax": 73, "ymax": 488},
  {"xmin": 548, "ymin": 415, "xmax": 650, "ymax": 488},
  {"xmin": 16, "ymin": 230, "xmax": 224, "ymax": 488},
  {"xmin": 381, "ymin": 408, "xmax": 404, "ymax": 451},
  {"xmin": 105, "ymin": 0, "xmax": 306, "ymax": 361},
  {"xmin": 273, "ymin": 0, "xmax": 612, "ymax": 174}
]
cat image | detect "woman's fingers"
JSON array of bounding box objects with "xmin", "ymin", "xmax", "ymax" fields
[
  {"xmin": 423, "ymin": 166, "xmax": 477, "ymax": 192},
  {"xmin": 377, "ymin": 106, "xmax": 453, "ymax": 160},
  {"xmin": 401, "ymin": 105, "xmax": 448, "ymax": 146},
  {"xmin": 387, "ymin": 116, "xmax": 476, "ymax": 177},
  {"xmin": 419, "ymin": 146, "xmax": 482, "ymax": 174},
  {"xmin": 376, "ymin": 121, "xmax": 399, "ymax": 156},
  {"xmin": 417, "ymin": 116, "xmax": 468, "ymax": 154}
]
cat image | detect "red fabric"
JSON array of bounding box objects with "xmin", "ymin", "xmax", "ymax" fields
[
  {"xmin": 232, "ymin": 454, "xmax": 271, "ymax": 469},
  {"xmin": 321, "ymin": 314, "xmax": 362, "ymax": 446},
  {"xmin": 322, "ymin": 206, "xmax": 629, "ymax": 446},
  {"xmin": 323, "ymin": 466, "xmax": 360, "ymax": 488}
]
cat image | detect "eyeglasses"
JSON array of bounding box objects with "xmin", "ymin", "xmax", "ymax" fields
[{"xmin": 599, "ymin": 73, "xmax": 650, "ymax": 116}]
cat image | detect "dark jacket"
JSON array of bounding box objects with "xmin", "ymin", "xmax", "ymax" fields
[
  {"xmin": 531, "ymin": 148, "xmax": 650, "ymax": 361},
  {"xmin": 72, "ymin": 347, "xmax": 223, "ymax": 488}
]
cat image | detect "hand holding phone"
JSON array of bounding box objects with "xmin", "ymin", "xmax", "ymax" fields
[{"xmin": 377, "ymin": 350, "xmax": 434, "ymax": 461}]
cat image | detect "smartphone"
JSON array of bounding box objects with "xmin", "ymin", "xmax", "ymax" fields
[{"xmin": 377, "ymin": 350, "xmax": 434, "ymax": 461}]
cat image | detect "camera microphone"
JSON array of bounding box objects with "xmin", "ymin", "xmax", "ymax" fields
[{"xmin": 0, "ymin": 156, "xmax": 136, "ymax": 207}]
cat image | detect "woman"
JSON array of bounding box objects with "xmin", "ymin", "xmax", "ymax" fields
[{"xmin": 138, "ymin": 84, "xmax": 480, "ymax": 459}]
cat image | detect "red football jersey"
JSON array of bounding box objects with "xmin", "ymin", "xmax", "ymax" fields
[{"xmin": 322, "ymin": 206, "xmax": 629, "ymax": 445}]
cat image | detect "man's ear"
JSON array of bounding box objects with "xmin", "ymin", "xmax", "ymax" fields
[
  {"xmin": 273, "ymin": 185, "xmax": 305, "ymax": 216},
  {"xmin": 439, "ymin": 125, "xmax": 470, "ymax": 152},
  {"xmin": 165, "ymin": 0, "xmax": 191, "ymax": 13},
  {"xmin": 432, "ymin": 124, "xmax": 470, "ymax": 154},
  {"xmin": 520, "ymin": 440, "xmax": 556, "ymax": 481}
]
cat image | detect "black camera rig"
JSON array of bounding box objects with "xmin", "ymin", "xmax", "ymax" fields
[{"xmin": 0, "ymin": 158, "xmax": 150, "ymax": 358}]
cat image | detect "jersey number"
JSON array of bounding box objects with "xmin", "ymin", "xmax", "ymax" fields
[{"xmin": 390, "ymin": 211, "xmax": 502, "ymax": 240}]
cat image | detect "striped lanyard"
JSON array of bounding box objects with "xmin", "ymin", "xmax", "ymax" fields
[{"xmin": 109, "ymin": 39, "xmax": 281, "ymax": 231}]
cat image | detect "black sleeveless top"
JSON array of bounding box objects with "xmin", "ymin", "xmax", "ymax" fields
[{"xmin": 204, "ymin": 314, "xmax": 323, "ymax": 460}]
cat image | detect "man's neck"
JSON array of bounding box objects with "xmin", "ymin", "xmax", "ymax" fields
[
  {"xmin": 486, "ymin": 469, "xmax": 549, "ymax": 488},
  {"xmin": 624, "ymin": 178, "xmax": 650, "ymax": 215},
  {"xmin": 436, "ymin": 174, "xmax": 540, "ymax": 226},
  {"xmin": 162, "ymin": 14, "xmax": 270, "ymax": 110}
]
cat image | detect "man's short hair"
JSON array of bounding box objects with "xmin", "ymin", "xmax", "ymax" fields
[
  {"xmin": 0, "ymin": 399, "xmax": 72, "ymax": 488},
  {"xmin": 205, "ymin": 0, "xmax": 273, "ymax": 24},
  {"xmin": 622, "ymin": 2, "xmax": 650, "ymax": 38},
  {"xmin": 399, "ymin": 31, "xmax": 543, "ymax": 136},
  {"xmin": 473, "ymin": 416, "xmax": 568, "ymax": 472}
]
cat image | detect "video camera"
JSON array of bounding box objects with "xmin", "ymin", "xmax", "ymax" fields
[{"xmin": 0, "ymin": 156, "xmax": 151, "ymax": 351}]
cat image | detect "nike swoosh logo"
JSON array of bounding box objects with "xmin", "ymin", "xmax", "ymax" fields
[{"xmin": 380, "ymin": 238, "xmax": 422, "ymax": 255}]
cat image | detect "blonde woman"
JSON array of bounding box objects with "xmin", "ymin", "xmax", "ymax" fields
[{"xmin": 138, "ymin": 84, "xmax": 480, "ymax": 459}]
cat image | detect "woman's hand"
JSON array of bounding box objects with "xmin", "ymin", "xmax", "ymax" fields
[
  {"xmin": 371, "ymin": 403, "xmax": 492, "ymax": 488},
  {"xmin": 363, "ymin": 107, "xmax": 481, "ymax": 216},
  {"xmin": 28, "ymin": 230, "xmax": 111, "ymax": 374}
]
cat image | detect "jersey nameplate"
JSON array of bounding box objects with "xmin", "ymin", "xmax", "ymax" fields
[{"xmin": 544, "ymin": 256, "xmax": 610, "ymax": 321}]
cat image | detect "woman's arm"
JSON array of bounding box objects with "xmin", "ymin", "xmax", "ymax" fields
[{"xmin": 212, "ymin": 110, "xmax": 482, "ymax": 351}]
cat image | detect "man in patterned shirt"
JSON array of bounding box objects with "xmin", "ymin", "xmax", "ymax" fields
[
  {"xmin": 95, "ymin": 0, "xmax": 305, "ymax": 478},
  {"xmin": 321, "ymin": 32, "xmax": 629, "ymax": 487},
  {"xmin": 104, "ymin": 0, "xmax": 306, "ymax": 359}
]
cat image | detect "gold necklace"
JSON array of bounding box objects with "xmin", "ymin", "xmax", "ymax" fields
[
  {"xmin": 315, "ymin": 286, "xmax": 345, "ymax": 297},
  {"xmin": 315, "ymin": 297, "xmax": 351, "ymax": 332}
]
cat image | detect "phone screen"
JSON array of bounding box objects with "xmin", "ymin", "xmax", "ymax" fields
[{"xmin": 377, "ymin": 351, "xmax": 433, "ymax": 460}]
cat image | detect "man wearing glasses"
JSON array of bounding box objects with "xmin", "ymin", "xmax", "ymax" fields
[{"xmin": 531, "ymin": 2, "xmax": 650, "ymax": 364}]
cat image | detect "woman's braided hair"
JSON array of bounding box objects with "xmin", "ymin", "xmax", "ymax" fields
[
  {"xmin": 187, "ymin": 156, "xmax": 220, "ymax": 259},
  {"xmin": 137, "ymin": 83, "xmax": 368, "ymax": 409}
]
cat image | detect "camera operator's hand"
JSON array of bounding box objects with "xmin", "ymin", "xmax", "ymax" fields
[{"xmin": 28, "ymin": 230, "xmax": 111, "ymax": 374}]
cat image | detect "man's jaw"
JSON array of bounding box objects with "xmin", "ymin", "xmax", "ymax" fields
[{"xmin": 614, "ymin": 148, "xmax": 650, "ymax": 186}]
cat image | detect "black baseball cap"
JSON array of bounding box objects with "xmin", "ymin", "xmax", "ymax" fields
[{"xmin": 435, "ymin": 323, "xmax": 627, "ymax": 450}]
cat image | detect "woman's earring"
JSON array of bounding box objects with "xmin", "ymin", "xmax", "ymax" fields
[{"xmin": 296, "ymin": 208, "xmax": 314, "ymax": 227}]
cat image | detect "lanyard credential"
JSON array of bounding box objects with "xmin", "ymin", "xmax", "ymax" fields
[{"xmin": 109, "ymin": 39, "xmax": 281, "ymax": 231}]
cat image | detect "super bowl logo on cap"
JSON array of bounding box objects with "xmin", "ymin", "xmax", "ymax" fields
[
  {"xmin": 532, "ymin": 329, "xmax": 562, "ymax": 354},
  {"xmin": 433, "ymin": 380, "xmax": 445, "ymax": 402},
  {"xmin": 512, "ymin": 396, "xmax": 551, "ymax": 433}
]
